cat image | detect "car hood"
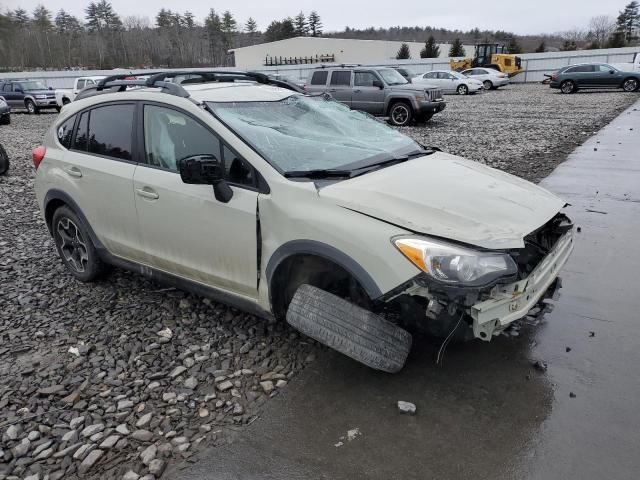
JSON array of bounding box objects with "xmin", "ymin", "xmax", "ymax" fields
[
  {"xmin": 319, "ymin": 152, "xmax": 565, "ymax": 249},
  {"xmin": 388, "ymin": 84, "xmax": 436, "ymax": 92},
  {"xmin": 26, "ymin": 89, "xmax": 54, "ymax": 95}
]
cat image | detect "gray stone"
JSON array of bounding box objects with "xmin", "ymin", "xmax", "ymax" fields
[
  {"xmin": 397, "ymin": 401, "xmax": 417, "ymax": 415},
  {"xmin": 168, "ymin": 366, "xmax": 187, "ymax": 378},
  {"xmin": 260, "ymin": 380, "xmax": 275, "ymax": 394},
  {"xmin": 217, "ymin": 380, "xmax": 233, "ymax": 392},
  {"xmin": 162, "ymin": 392, "xmax": 177, "ymax": 402},
  {"xmin": 117, "ymin": 400, "xmax": 134, "ymax": 410},
  {"xmin": 73, "ymin": 443, "xmax": 96, "ymax": 461},
  {"xmin": 99, "ymin": 435, "xmax": 120, "ymax": 449},
  {"xmin": 11, "ymin": 438, "xmax": 30, "ymax": 458},
  {"xmin": 27, "ymin": 431, "xmax": 40, "ymax": 441},
  {"xmin": 139, "ymin": 444, "xmax": 157, "ymax": 465},
  {"xmin": 69, "ymin": 416, "xmax": 85, "ymax": 429},
  {"xmin": 183, "ymin": 376, "xmax": 198, "ymax": 389},
  {"xmin": 115, "ymin": 424, "xmax": 130, "ymax": 435},
  {"xmin": 148, "ymin": 459, "xmax": 166, "ymax": 476},
  {"xmin": 5, "ymin": 425, "xmax": 21, "ymax": 441},
  {"xmin": 78, "ymin": 449, "xmax": 104, "ymax": 475},
  {"xmin": 146, "ymin": 381, "xmax": 160, "ymax": 391},
  {"xmin": 32, "ymin": 440, "xmax": 53, "ymax": 456},
  {"xmin": 122, "ymin": 471, "xmax": 140, "ymax": 480},
  {"xmin": 131, "ymin": 430, "xmax": 153, "ymax": 442},
  {"xmin": 34, "ymin": 447, "xmax": 54, "ymax": 460},
  {"xmin": 81, "ymin": 423, "xmax": 104, "ymax": 438},
  {"xmin": 24, "ymin": 474, "xmax": 39, "ymax": 480},
  {"xmin": 61, "ymin": 430, "xmax": 78, "ymax": 443},
  {"xmin": 135, "ymin": 412, "xmax": 152, "ymax": 428},
  {"xmin": 53, "ymin": 442, "xmax": 83, "ymax": 458}
]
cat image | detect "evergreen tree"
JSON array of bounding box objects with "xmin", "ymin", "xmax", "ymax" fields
[
  {"xmin": 265, "ymin": 18, "xmax": 296, "ymax": 42},
  {"xmin": 182, "ymin": 11, "xmax": 195, "ymax": 29},
  {"xmin": 221, "ymin": 11, "xmax": 237, "ymax": 34},
  {"xmin": 155, "ymin": 9, "xmax": 173, "ymax": 28},
  {"xmin": 534, "ymin": 41, "xmax": 546, "ymax": 53},
  {"xmin": 616, "ymin": 1, "xmax": 640, "ymax": 41},
  {"xmin": 10, "ymin": 9, "xmax": 30, "ymax": 28},
  {"xmin": 32, "ymin": 5, "xmax": 53, "ymax": 30},
  {"xmin": 294, "ymin": 12, "xmax": 308, "ymax": 36},
  {"xmin": 55, "ymin": 9, "xmax": 81, "ymax": 34},
  {"xmin": 561, "ymin": 40, "xmax": 578, "ymax": 51},
  {"xmin": 396, "ymin": 42, "xmax": 411, "ymax": 59},
  {"xmin": 308, "ymin": 11, "xmax": 322, "ymax": 37},
  {"xmin": 448, "ymin": 38, "xmax": 465, "ymax": 57},
  {"xmin": 419, "ymin": 35, "xmax": 440, "ymax": 58},
  {"xmin": 245, "ymin": 17, "xmax": 258, "ymax": 34},
  {"xmin": 85, "ymin": 0, "xmax": 121, "ymax": 32},
  {"xmin": 507, "ymin": 37, "xmax": 522, "ymax": 54}
]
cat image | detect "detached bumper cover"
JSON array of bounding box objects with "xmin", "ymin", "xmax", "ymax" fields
[{"xmin": 470, "ymin": 228, "xmax": 574, "ymax": 340}]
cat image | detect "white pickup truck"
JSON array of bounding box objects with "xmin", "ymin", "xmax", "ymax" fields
[{"xmin": 55, "ymin": 76, "xmax": 105, "ymax": 107}]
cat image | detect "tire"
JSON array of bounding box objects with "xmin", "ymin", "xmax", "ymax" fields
[
  {"xmin": 25, "ymin": 100, "xmax": 39, "ymax": 114},
  {"xmin": 560, "ymin": 80, "xmax": 576, "ymax": 94},
  {"xmin": 622, "ymin": 77, "xmax": 639, "ymax": 92},
  {"xmin": 457, "ymin": 84, "xmax": 469, "ymax": 95},
  {"xmin": 286, "ymin": 284, "xmax": 413, "ymax": 373},
  {"xmin": 0, "ymin": 114, "xmax": 9, "ymax": 125},
  {"xmin": 62, "ymin": 98, "xmax": 71, "ymax": 105},
  {"xmin": 387, "ymin": 101, "xmax": 413, "ymax": 127},
  {"xmin": 483, "ymin": 80, "xmax": 493, "ymax": 90},
  {"xmin": 51, "ymin": 206, "xmax": 107, "ymax": 282},
  {"xmin": 0, "ymin": 143, "xmax": 8, "ymax": 175}
]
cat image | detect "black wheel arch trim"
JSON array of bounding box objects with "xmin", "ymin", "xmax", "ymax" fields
[
  {"xmin": 43, "ymin": 189, "xmax": 105, "ymax": 250},
  {"xmin": 265, "ymin": 240, "xmax": 383, "ymax": 302}
]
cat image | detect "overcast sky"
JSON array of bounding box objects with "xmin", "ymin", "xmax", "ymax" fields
[{"xmin": 2, "ymin": 0, "xmax": 624, "ymax": 35}]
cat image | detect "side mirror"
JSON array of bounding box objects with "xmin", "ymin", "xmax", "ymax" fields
[
  {"xmin": 372, "ymin": 80, "xmax": 383, "ymax": 89},
  {"xmin": 609, "ymin": 70, "xmax": 615, "ymax": 74},
  {"xmin": 178, "ymin": 154, "xmax": 233, "ymax": 203},
  {"xmin": 48, "ymin": 86, "xmax": 53, "ymax": 90}
]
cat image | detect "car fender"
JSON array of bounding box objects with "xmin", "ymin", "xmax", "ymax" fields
[{"xmin": 384, "ymin": 92, "xmax": 418, "ymax": 113}]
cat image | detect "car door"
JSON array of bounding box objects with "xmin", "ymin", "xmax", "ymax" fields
[
  {"xmin": 439, "ymin": 72, "xmax": 457, "ymax": 93},
  {"xmin": 417, "ymin": 71, "xmax": 439, "ymax": 87},
  {"xmin": 570, "ymin": 65, "xmax": 595, "ymax": 87},
  {"xmin": 595, "ymin": 64, "xmax": 623, "ymax": 87},
  {"xmin": 133, "ymin": 103, "xmax": 259, "ymax": 296},
  {"xmin": 351, "ymin": 70, "xmax": 385, "ymax": 114},
  {"xmin": 327, "ymin": 70, "xmax": 353, "ymax": 106},
  {"xmin": 3, "ymin": 83, "xmax": 20, "ymax": 107},
  {"xmin": 74, "ymin": 79, "xmax": 86, "ymax": 96},
  {"xmin": 61, "ymin": 103, "xmax": 144, "ymax": 261}
]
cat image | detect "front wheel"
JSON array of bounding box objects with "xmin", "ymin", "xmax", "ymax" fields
[
  {"xmin": 25, "ymin": 100, "xmax": 39, "ymax": 114},
  {"xmin": 622, "ymin": 78, "xmax": 639, "ymax": 92},
  {"xmin": 560, "ymin": 80, "xmax": 576, "ymax": 94},
  {"xmin": 457, "ymin": 84, "xmax": 469, "ymax": 95},
  {"xmin": 0, "ymin": 144, "xmax": 8, "ymax": 175},
  {"xmin": 388, "ymin": 102, "xmax": 413, "ymax": 127},
  {"xmin": 52, "ymin": 206, "xmax": 107, "ymax": 282}
]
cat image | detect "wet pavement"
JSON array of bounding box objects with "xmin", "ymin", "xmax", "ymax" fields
[{"xmin": 171, "ymin": 100, "xmax": 640, "ymax": 480}]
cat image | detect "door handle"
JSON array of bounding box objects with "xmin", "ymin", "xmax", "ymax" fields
[
  {"xmin": 353, "ymin": 89, "xmax": 362, "ymax": 93},
  {"xmin": 64, "ymin": 166, "xmax": 82, "ymax": 178},
  {"xmin": 136, "ymin": 187, "xmax": 159, "ymax": 200}
]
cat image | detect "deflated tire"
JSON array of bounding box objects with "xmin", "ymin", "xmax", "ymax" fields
[{"xmin": 286, "ymin": 284, "xmax": 412, "ymax": 373}]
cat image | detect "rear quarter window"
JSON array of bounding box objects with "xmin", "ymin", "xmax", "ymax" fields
[
  {"xmin": 310, "ymin": 71, "xmax": 328, "ymax": 85},
  {"xmin": 57, "ymin": 116, "xmax": 76, "ymax": 148}
]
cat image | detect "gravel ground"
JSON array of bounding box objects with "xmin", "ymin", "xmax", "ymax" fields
[{"xmin": 0, "ymin": 84, "xmax": 638, "ymax": 480}]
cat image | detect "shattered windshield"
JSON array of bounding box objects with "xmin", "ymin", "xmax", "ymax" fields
[{"xmin": 209, "ymin": 96, "xmax": 420, "ymax": 173}]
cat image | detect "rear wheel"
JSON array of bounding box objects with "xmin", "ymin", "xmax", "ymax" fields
[
  {"xmin": 0, "ymin": 144, "xmax": 8, "ymax": 175},
  {"xmin": 25, "ymin": 100, "xmax": 39, "ymax": 114},
  {"xmin": 560, "ymin": 80, "xmax": 576, "ymax": 94},
  {"xmin": 0, "ymin": 114, "xmax": 9, "ymax": 125},
  {"xmin": 287, "ymin": 284, "xmax": 413, "ymax": 373},
  {"xmin": 622, "ymin": 78, "xmax": 639, "ymax": 92},
  {"xmin": 457, "ymin": 84, "xmax": 469, "ymax": 95},
  {"xmin": 388, "ymin": 101, "xmax": 413, "ymax": 127},
  {"xmin": 483, "ymin": 80, "xmax": 493, "ymax": 90},
  {"xmin": 52, "ymin": 206, "xmax": 107, "ymax": 282}
]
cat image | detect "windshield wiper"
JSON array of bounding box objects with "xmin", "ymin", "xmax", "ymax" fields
[{"xmin": 284, "ymin": 168, "xmax": 354, "ymax": 179}]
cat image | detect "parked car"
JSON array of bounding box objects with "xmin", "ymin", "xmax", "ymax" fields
[
  {"xmin": 413, "ymin": 70, "xmax": 484, "ymax": 95},
  {"xmin": 0, "ymin": 97, "xmax": 11, "ymax": 124},
  {"xmin": 33, "ymin": 70, "xmax": 574, "ymax": 373},
  {"xmin": 304, "ymin": 66, "xmax": 445, "ymax": 126},
  {"xmin": 392, "ymin": 67, "xmax": 418, "ymax": 83},
  {"xmin": 0, "ymin": 79, "xmax": 59, "ymax": 113},
  {"xmin": 0, "ymin": 143, "xmax": 8, "ymax": 175},
  {"xmin": 549, "ymin": 63, "xmax": 640, "ymax": 94},
  {"xmin": 55, "ymin": 76, "xmax": 106, "ymax": 107},
  {"xmin": 460, "ymin": 68, "xmax": 510, "ymax": 90}
]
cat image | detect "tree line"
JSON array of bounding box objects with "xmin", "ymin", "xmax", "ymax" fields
[{"xmin": 0, "ymin": 0, "xmax": 638, "ymax": 71}]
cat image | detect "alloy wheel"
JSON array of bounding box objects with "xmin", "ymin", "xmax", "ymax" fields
[
  {"xmin": 56, "ymin": 217, "xmax": 89, "ymax": 273},
  {"xmin": 561, "ymin": 81, "xmax": 575, "ymax": 94},
  {"xmin": 458, "ymin": 85, "xmax": 468, "ymax": 95},
  {"xmin": 391, "ymin": 104, "xmax": 410, "ymax": 126},
  {"xmin": 623, "ymin": 79, "xmax": 638, "ymax": 92}
]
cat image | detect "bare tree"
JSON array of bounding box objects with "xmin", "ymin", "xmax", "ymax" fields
[{"xmin": 588, "ymin": 15, "xmax": 615, "ymax": 48}]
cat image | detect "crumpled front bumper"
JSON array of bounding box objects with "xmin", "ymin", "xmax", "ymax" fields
[{"xmin": 469, "ymin": 228, "xmax": 575, "ymax": 340}]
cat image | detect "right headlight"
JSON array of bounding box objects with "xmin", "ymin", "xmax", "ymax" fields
[{"xmin": 394, "ymin": 237, "xmax": 517, "ymax": 287}]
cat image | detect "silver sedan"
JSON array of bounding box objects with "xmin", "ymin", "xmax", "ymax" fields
[{"xmin": 412, "ymin": 70, "xmax": 484, "ymax": 95}]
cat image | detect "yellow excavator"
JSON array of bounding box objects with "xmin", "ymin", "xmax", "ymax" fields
[{"xmin": 449, "ymin": 43, "xmax": 523, "ymax": 77}]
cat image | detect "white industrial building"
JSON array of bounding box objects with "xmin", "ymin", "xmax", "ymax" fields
[{"xmin": 229, "ymin": 37, "xmax": 475, "ymax": 68}]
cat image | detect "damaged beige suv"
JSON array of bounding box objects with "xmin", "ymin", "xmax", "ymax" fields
[{"xmin": 34, "ymin": 70, "xmax": 574, "ymax": 373}]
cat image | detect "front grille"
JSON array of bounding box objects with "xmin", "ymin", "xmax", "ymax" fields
[{"xmin": 425, "ymin": 88, "xmax": 443, "ymax": 101}]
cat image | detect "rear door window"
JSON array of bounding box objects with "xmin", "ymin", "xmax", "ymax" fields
[
  {"xmin": 423, "ymin": 72, "xmax": 436, "ymax": 79},
  {"xmin": 310, "ymin": 71, "xmax": 328, "ymax": 85},
  {"xmin": 330, "ymin": 71, "xmax": 352, "ymax": 86},
  {"xmin": 86, "ymin": 104, "xmax": 135, "ymax": 160}
]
